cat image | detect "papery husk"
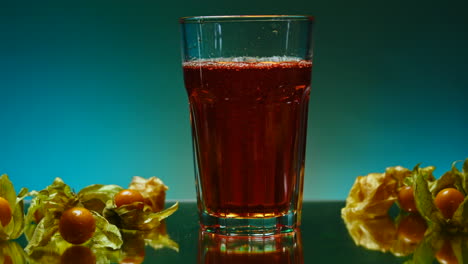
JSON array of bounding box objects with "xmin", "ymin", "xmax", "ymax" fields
[
  {"xmin": 341, "ymin": 167, "xmax": 411, "ymax": 254},
  {"xmin": 128, "ymin": 176, "xmax": 168, "ymax": 213},
  {"xmin": 342, "ymin": 166, "xmax": 412, "ymax": 219}
]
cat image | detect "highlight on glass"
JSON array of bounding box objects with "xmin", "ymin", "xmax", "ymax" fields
[{"xmin": 180, "ymin": 15, "xmax": 314, "ymax": 235}]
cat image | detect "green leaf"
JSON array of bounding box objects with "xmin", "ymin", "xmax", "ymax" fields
[
  {"xmin": 24, "ymin": 215, "xmax": 60, "ymax": 254},
  {"xmin": 403, "ymin": 176, "xmax": 414, "ymax": 187},
  {"xmin": 148, "ymin": 202, "xmax": 179, "ymax": 222},
  {"xmin": 17, "ymin": 187, "xmax": 28, "ymax": 198},
  {"xmin": 89, "ymin": 212, "xmax": 123, "ymax": 250},
  {"xmin": 413, "ymin": 167, "xmax": 444, "ymax": 225},
  {"xmin": 78, "ymin": 184, "xmax": 123, "ymax": 214},
  {"xmin": 414, "ymin": 165, "xmax": 436, "ymax": 181},
  {"xmin": 24, "ymin": 191, "xmax": 42, "ymax": 241},
  {"xmin": 8, "ymin": 196, "xmax": 25, "ymax": 239},
  {"xmin": 461, "ymin": 159, "xmax": 468, "ymax": 194},
  {"xmin": 463, "ymin": 158, "xmax": 468, "ymax": 175},
  {"xmin": 8, "ymin": 188, "xmax": 28, "ymax": 240},
  {"xmin": 430, "ymin": 170, "xmax": 462, "ymax": 196},
  {"xmin": 451, "ymin": 196, "xmax": 468, "ymax": 230},
  {"xmin": 39, "ymin": 178, "xmax": 79, "ymax": 214}
]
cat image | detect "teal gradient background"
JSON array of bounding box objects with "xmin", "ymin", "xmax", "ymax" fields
[{"xmin": 1, "ymin": 0, "xmax": 467, "ymax": 200}]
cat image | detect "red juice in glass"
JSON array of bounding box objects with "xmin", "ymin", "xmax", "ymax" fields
[
  {"xmin": 183, "ymin": 59, "xmax": 312, "ymax": 218},
  {"xmin": 181, "ymin": 15, "xmax": 314, "ymax": 234}
]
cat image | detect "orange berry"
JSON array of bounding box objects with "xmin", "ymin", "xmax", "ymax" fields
[
  {"xmin": 434, "ymin": 188, "xmax": 465, "ymax": 219},
  {"xmin": 115, "ymin": 190, "xmax": 145, "ymax": 210},
  {"xmin": 59, "ymin": 207, "xmax": 96, "ymax": 244},
  {"xmin": 0, "ymin": 197, "xmax": 12, "ymax": 227},
  {"xmin": 398, "ymin": 186, "xmax": 417, "ymax": 212}
]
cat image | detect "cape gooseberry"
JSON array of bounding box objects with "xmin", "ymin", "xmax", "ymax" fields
[
  {"xmin": 59, "ymin": 207, "xmax": 96, "ymax": 245},
  {"xmin": 0, "ymin": 197, "xmax": 12, "ymax": 227},
  {"xmin": 115, "ymin": 189, "xmax": 145, "ymax": 210},
  {"xmin": 398, "ymin": 186, "xmax": 417, "ymax": 213},
  {"xmin": 434, "ymin": 188, "xmax": 465, "ymax": 219}
]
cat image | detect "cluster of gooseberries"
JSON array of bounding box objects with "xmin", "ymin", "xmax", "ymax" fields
[
  {"xmin": 398, "ymin": 186, "xmax": 465, "ymax": 220},
  {"xmin": 398, "ymin": 185, "xmax": 465, "ymax": 264},
  {"xmin": 57, "ymin": 189, "xmax": 145, "ymax": 245}
]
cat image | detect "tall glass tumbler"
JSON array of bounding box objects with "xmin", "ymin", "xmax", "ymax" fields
[{"xmin": 180, "ymin": 15, "xmax": 314, "ymax": 235}]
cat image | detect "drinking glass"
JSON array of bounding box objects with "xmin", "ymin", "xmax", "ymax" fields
[{"xmin": 180, "ymin": 15, "xmax": 314, "ymax": 235}]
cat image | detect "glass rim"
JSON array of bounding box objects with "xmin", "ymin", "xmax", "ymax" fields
[{"xmin": 179, "ymin": 15, "xmax": 314, "ymax": 24}]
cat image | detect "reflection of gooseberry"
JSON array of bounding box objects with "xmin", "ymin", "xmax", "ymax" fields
[
  {"xmin": 397, "ymin": 213, "xmax": 427, "ymax": 244},
  {"xmin": 436, "ymin": 240, "xmax": 458, "ymax": 264},
  {"xmin": 120, "ymin": 234, "xmax": 146, "ymax": 264},
  {"xmin": 434, "ymin": 188, "xmax": 465, "ymax": 219},
  {"xmin": 115, "ymin": 190, "xmax": 145, "ymax": 210},
  {"xmin": 59, "ymin": 207, "xmax": 96, "ymax": 245},
  {"xmin": 120, "ymin": 256, "xmax": 145, "ymax": 264},
  {"xmin": 4, "ymin": 255, "xmax": 13, "ymax": 264},
  {"xmin": 0, "ymin": 197, "xmax": 12, "ymax": 227},
  {"xmin": 60, "ymin": 246, "xmax": 96, "ymax": 264},
  {"xmin": 398, "ymin": 186, "xmax": 417, "ymax": 212}
]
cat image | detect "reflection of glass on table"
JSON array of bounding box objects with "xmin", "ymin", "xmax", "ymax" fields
[{"xmin": 198, "ymin": 229, "xmax": 303, "ymax": 264}]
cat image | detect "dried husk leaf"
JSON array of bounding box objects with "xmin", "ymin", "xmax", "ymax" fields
[
  {"xmin": 128, "ymin": 176, "xmax": 168, "ymax": 212},
  {"xmin": 342, "ymin": 170, "xmax": 399, "ymax": 219}
]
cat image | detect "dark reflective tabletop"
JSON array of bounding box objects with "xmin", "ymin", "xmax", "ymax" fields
[{"xmin": 9, "ymin": 202, "xmax": 414, "ymax": 263}]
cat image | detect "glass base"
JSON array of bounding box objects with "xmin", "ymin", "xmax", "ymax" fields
[{"xmin": 199, "ymin": 211, "xmax": 299, "ymax": 236}]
